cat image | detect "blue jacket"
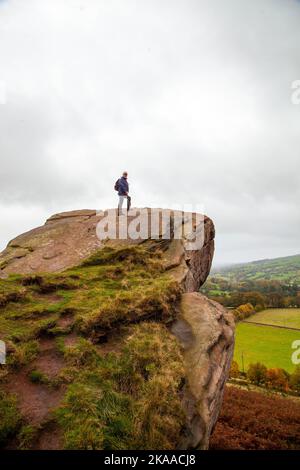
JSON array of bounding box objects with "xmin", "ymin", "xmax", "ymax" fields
[{"xmin": 118, "ymin": 176, "xmax": 129, "ymax": 196}]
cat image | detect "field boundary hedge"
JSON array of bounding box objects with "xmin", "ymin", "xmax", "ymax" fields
[{"xmin": 243, "ymin": 320, "xmax": 300, "ymax": 331}]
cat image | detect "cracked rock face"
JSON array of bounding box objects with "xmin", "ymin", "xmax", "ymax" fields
[{"xmin": 0, "ymin": 208, "xmax": 234, "ymax": 449}]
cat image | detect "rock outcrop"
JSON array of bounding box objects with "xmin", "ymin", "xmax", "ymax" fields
[
  {"xmin": 0, "ymin": 208, "xmax": 234, "ymax": 450},
  {"xmin": 0, "ymin": 209, "xmax": 215, "ymax": 293},
  {"xmin": 172, "ymin": 294, "xmax": 234, "ymax": 449}
]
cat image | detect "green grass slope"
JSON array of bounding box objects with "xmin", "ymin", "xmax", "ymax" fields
[
  {"xmin": 234, "ymin": 322, "xmax": 299, "ymax": 373},
  {"xmin": 0, "ymin": 245, "xmax": 186, "ymax": 450},
  {"xmin": 212, "ymin": 254, "xmax": 300, "ymax": 284},
  {"xmin": 246, "ymin": 308, "xmax": 300, "ymax": 329}
]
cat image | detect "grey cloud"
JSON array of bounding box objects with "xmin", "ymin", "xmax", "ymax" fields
[{"xmin": 0, "ymin": 0, "xmax": 300, "ymax": 264}]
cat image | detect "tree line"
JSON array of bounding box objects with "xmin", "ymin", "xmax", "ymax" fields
[
  {"xmin": 230, "ymin": 361, "xmax": 300, "ymax": 395},
  {"xmin": 202, "ymin": 277, "xmax": 300, "ymax": 310}
]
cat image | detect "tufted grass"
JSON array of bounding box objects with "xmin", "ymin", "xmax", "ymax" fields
[
  {"xmin": 54, "ymin": 323, "xmax": 186, "ymax": 450},
  {"xmin": 0, "ymin": 246, "xmax": 180, "ymax": 348},
  {"xmin": 0, "ymin": 245, "xmax": 186, "ymax": 449},
  {"xmin": 0, "ymin": 391, "xmax": 21, "ymax": 445}
]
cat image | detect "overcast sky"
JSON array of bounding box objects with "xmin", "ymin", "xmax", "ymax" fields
[{"xmin": 0, "ymin": 0, "xmax": 299, "ymax": 265}]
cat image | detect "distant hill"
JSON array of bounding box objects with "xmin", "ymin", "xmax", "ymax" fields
[{"xmin": 211, "ymin": 254, "xmax": 300, "ymax": 284}]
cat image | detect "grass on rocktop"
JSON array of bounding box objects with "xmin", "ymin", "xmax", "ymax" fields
[
  {"xmin": 0, "ymin": 390, "xmax": 21, "ymax": 445},
  {"xmin": 0, "ymin": 245, "xmax": 180, "ymax": 364},
  {"xmin": 54, "ymin": 323, "xmax": 186, "ymax": 450},
  {"xmin": 0, "ymin": 245, "xmax": 187, "ymax": 449}
]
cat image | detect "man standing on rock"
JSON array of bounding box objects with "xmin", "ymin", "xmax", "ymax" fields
[{"xmin": 115, "ymin": 171, "xmax": 131, "ymax": 215}]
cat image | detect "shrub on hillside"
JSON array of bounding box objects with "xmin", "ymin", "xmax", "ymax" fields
[
  {"xmin": 266, "ymin": 368, "xmax": 290, "ymax": 392},
  {"xmin": 247, "ymin": 362, "xmax": 267, "ymax": 385},
  {"xmin": 229, "ymin": 360, "xmax": 240, "ymax": 379},
  {"xmin": 237, "ymin": 362, "xmax": 300, "ymax": 394},
  {"xmin": 290, "ymin": 366, "xmax": 300, "ymax": 392},
  {"xmin": 254, "ymin": 303, "xmax": 265, "ymax": 312},
  {"xmin": 233, "ymin": 303, "xmax": 255, "ymax": 322}
]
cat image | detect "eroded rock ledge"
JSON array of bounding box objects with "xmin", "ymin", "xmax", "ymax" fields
[
  {"xmin": 0, "ymin": 209, "xmax": 215, "ymax": 290},
  {"xmin": 0, "ymin": 208, "xmax": 234, "ymax": 449},
  {"xmin": 172, "ymin": 293, "xmax": 234, "ymax": 449}
]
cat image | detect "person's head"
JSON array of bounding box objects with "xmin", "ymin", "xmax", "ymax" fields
[{"xmin": 122, "ymin": 171, "xmax": 128, "ymax": 179}]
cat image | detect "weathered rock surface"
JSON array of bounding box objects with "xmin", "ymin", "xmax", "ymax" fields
[
  {"xmin": 0, "ymin": 208, "xmax": 214, "ymax": 293},
  {"xmin": 172, "ymin": 293, "xmax": 234, "ymax": 449},
  {"xmin": 0, "ymin": 208, "xmax": 234, "ymax": 449}
]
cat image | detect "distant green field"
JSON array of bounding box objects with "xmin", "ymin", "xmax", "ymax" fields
[
  {"xmin": 234, "ymin": 322, "xmax": 300, "ymax": 373},
  {"xmin": 246, "ymin": 308, "xmax": 300, "ymax": 329}
]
